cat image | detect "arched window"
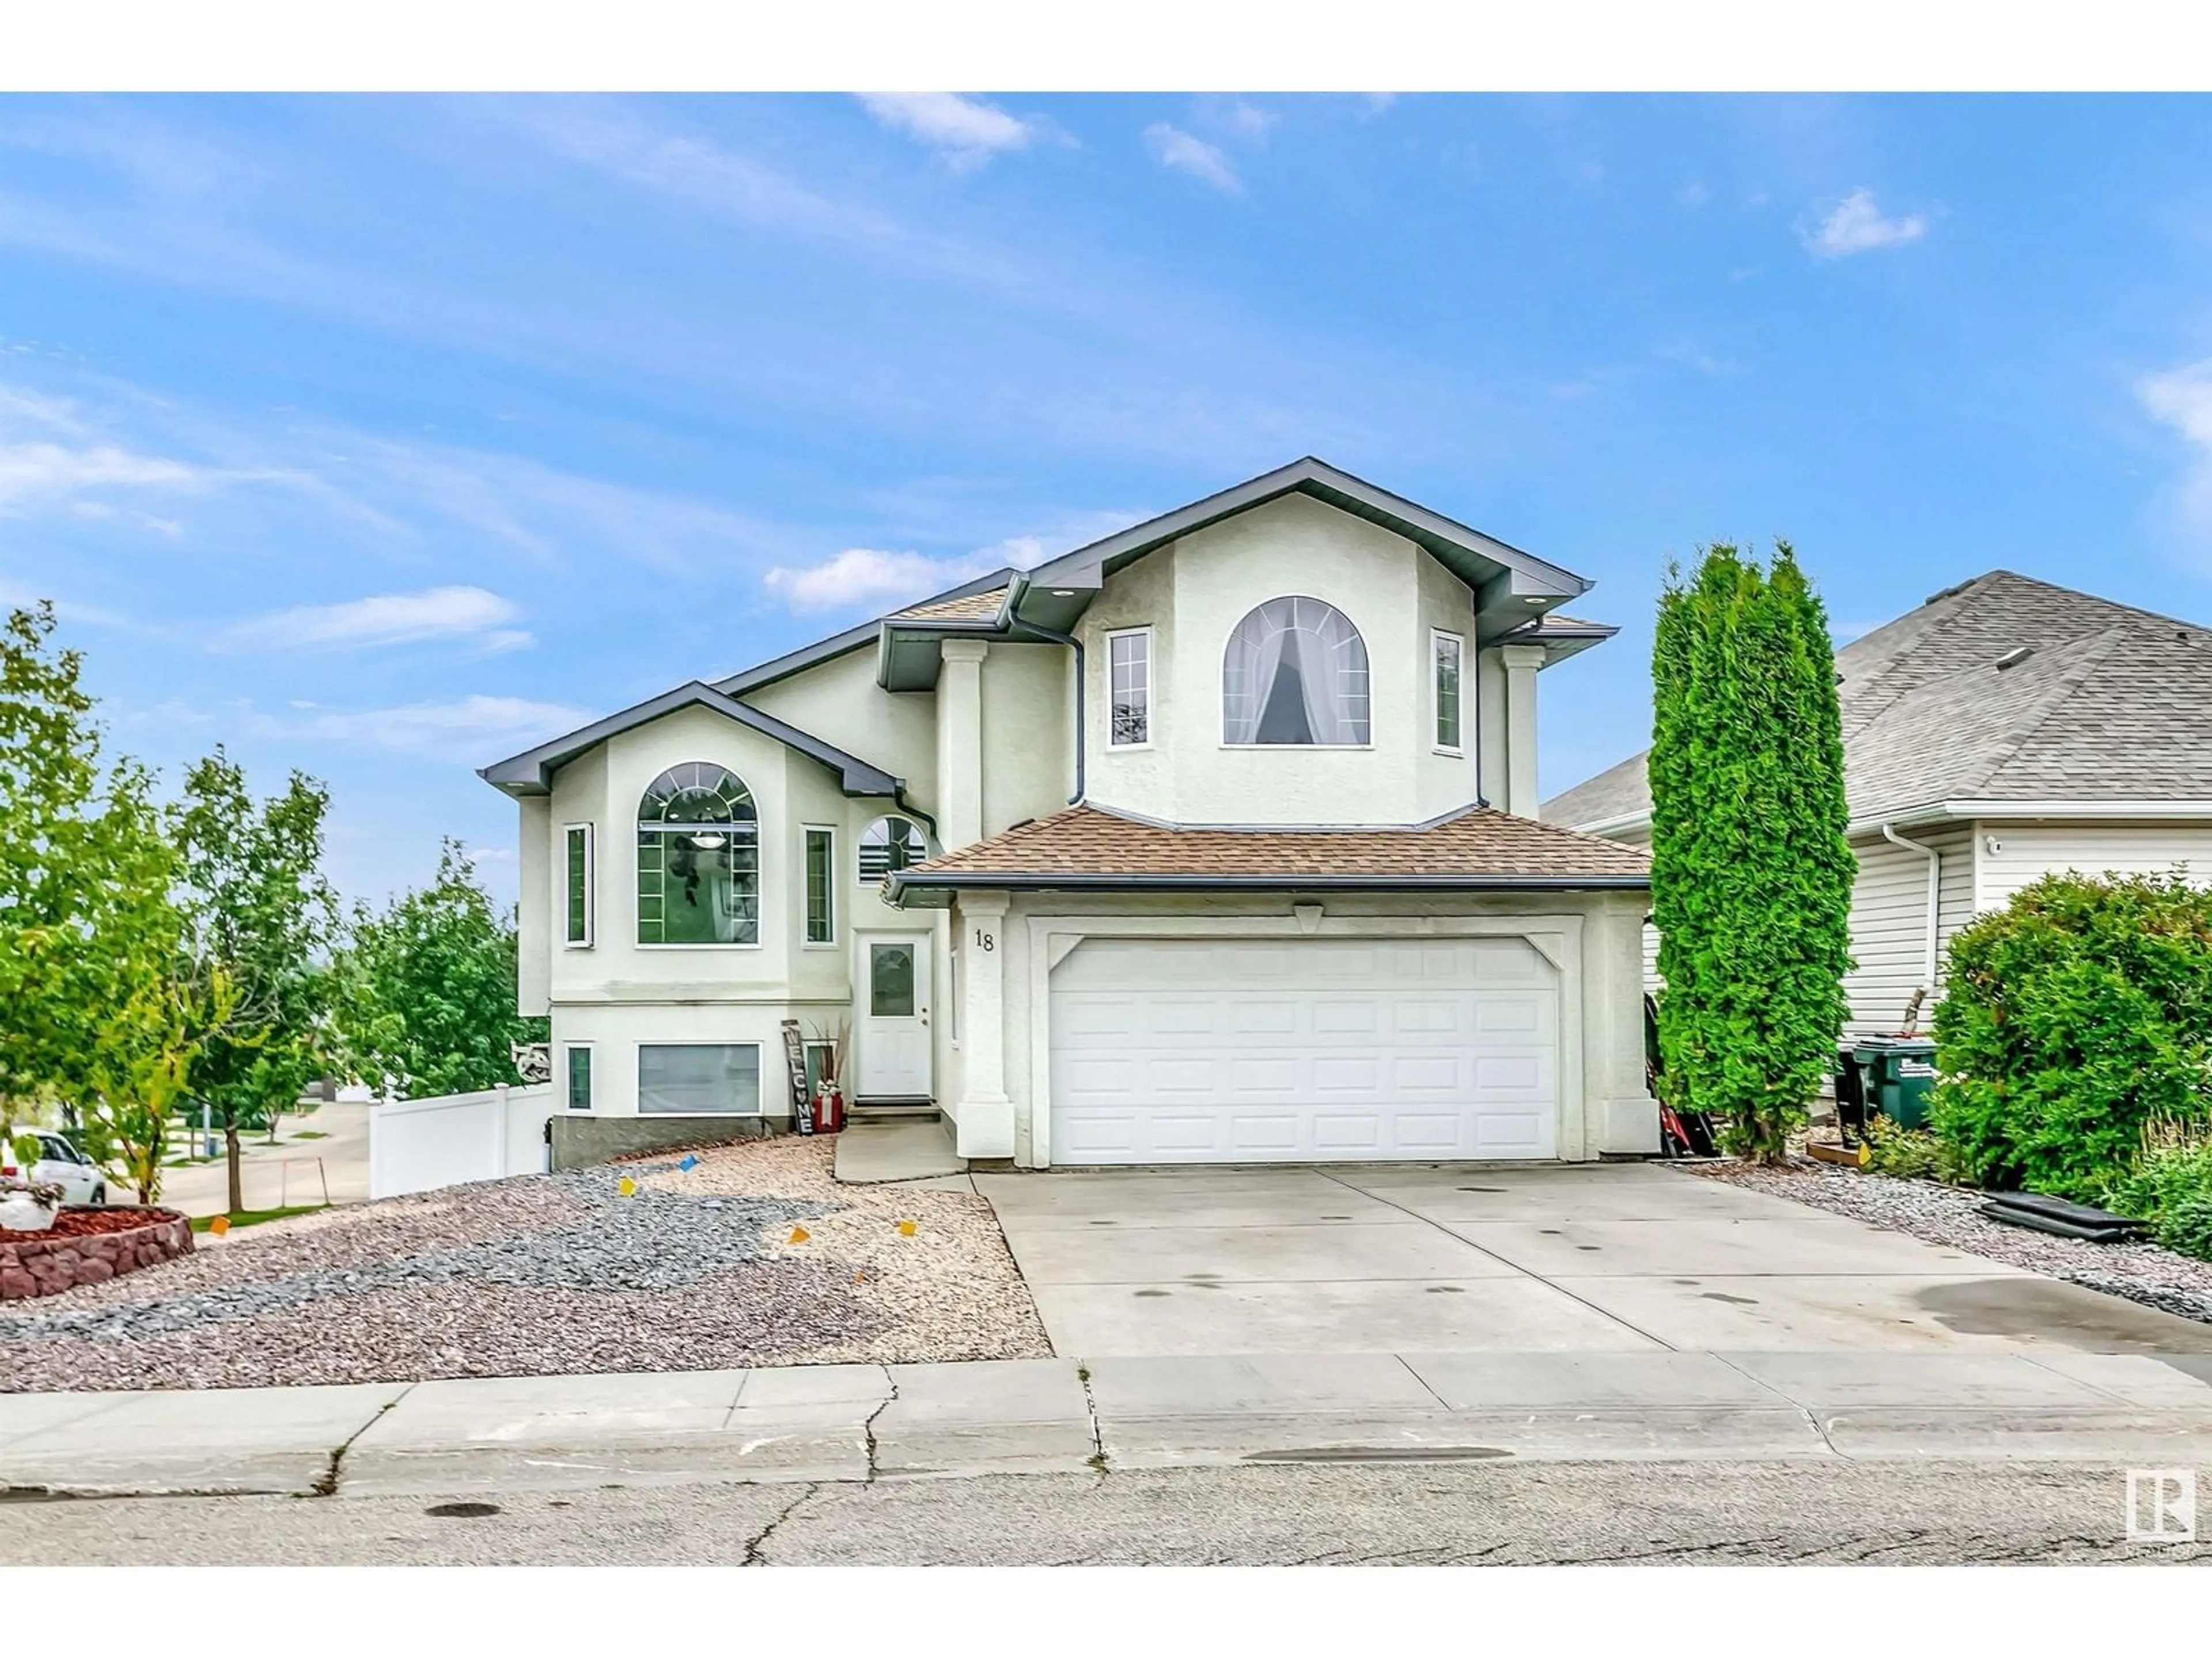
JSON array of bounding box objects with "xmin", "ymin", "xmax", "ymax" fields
[
  {"xmin": 1222, "ymin": 596, "xmax": 1370, "ymax": 745},
  {"xmin": 858, "ymin": 815, "xmax": 928, "ymax": 881},
  {"xmin": 637, "ymin": 763, "xmax": 759, "ymax": 945}
]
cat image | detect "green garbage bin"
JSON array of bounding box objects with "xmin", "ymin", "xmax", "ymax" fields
[{"xmin": 1851, "ymin": 1037, "xmax": 1938, "ymax": 1131}]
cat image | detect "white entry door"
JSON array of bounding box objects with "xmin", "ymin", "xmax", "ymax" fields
[
  {"xmin": 1049, "ymin": 935, "xmax": 1560, "ymax": 1164},
  {"xmin": 856, "ymin": 935, "xmax": 933, "ymax": 1099}
]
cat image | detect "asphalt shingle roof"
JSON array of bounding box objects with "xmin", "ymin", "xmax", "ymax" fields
[
  {"xmin": 888, "ymin": 587, "xmax": 1009, "ymax": 623},
  {"xmin": 893, "ymin": 805, "xmax": 1652, "ymax": 887},
  {"xmin": 1542, "ymin": 570, "xmax": 2212, "ymax": 829}
]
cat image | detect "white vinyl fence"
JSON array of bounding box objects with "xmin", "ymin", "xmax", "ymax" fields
[{"xmin": 369, "ymin": 1083, "xmax": 555, "ymax": 1200}]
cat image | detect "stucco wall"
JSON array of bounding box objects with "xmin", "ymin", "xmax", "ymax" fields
[
  {"xmin": 743, "ymin": 643, "xmax": 940, "ymax": 811},
  {"xmin": 1076, "ymin": 494, "xmax": 1486, "ymax": 827}
]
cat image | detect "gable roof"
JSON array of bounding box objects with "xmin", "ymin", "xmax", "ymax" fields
[
  {"xmin": 713, "ymin": 566, "xmax": 1017, "ymax": 698},
  {"xmin": 1009, "ymin": 456, "xmax": 1593, "ymax": 638},
  {"xmin": 479, "ymin": 681, "xmax": 902, "ymax": 799},
  {"xmin": 882, "ymin": 804, "xmax": 1650, "ymax": 903},
  {"xmin": 889, "ymin": 585, "xmax": 1010, "ymax": 623},
  {"xmin": 1541, "ymin": 570, "xmax": 2212, "ymax": 832}
]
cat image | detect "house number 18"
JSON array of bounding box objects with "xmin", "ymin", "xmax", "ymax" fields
[{"xmin": 973, "ymin": 928, "xmax": 995, "ymax": 951}]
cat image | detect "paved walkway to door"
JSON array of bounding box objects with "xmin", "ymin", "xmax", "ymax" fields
[{"xmin": 975, "ymin": 1162, "xmax": 2212, "ymax": 1358}]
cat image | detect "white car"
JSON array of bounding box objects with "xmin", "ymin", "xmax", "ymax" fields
[{"xmin": 4, "ymin": 1132, "xmax": 107, "ymax": 1207}]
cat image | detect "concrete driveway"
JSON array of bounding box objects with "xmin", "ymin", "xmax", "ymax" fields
[{"xmin": 976, "ymin": 1162, "xmax": 2212, "ymax": 1358}]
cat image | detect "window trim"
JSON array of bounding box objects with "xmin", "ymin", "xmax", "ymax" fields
[
  {"xmin": 564, "ymin": 1043, "xmax": 594, "ymax": 1112},
  {"xmin": 635, "ymin": 1040, "xmax": 766, "ymax": 1117},
  {"xmin": 562, "ymin": 822, "xmax": 596, "ymax": 948},
  {"xmin": 1431, "ymin": 628, "xmax": 1466, "ymax": 756},
  {"xmin": 634, "ymin": 762, "xmax": 762, "ymax": 950},
  {"xmin": 855, "ymin": 814, "xmax": 929, "ymax": 887},
  {"xmin": 1219, "ymin": 594, "xmax": 1374, "ymax": 748},
  {"xmin": 1105, "ymin": 624, "xmax": 1153, "ymax": 751},
  {"xmin": 802, "ymin": 825, "xmax": 837, "ymax": 948}
]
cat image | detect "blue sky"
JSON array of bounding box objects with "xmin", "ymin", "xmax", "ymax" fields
[{"xmin": 7, "ymin": 92, "xmax": 2212, "ymax": 904}]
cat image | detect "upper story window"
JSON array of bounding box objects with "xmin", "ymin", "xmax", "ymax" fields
[
  {"xmin": 1433, "ymin": 630, "xmax": 1465, "ymax": 753},
  {"xmin": 563, "ymin": 822, "xmax": 594, "ymax": 946},
  {"xmin": 804, "ymin": 827, "xmax": 835, "ymax": 944},
  {"xmin": 1222, "ymin": 596, "xmax": 1370, "ymax": 746},
  {"xmin": 858, "ymin": 815, "xmax": 928, "ymax": 882},
  {"xmin": 636, "ymin": 762, "xmax": 759, "ymax": 946},
  {"xmin": 1108, "ymin": 627, "xmax": 1152, "ymax": 747}
]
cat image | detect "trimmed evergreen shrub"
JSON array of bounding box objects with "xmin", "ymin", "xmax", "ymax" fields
[
  {"xmin": 1649, "ymin": 546, "xmax": 1855, "ymax": 1162},
  {"xmin": 1931, "ymin": 872, "xmax": 2212, "ymax": 1202}
]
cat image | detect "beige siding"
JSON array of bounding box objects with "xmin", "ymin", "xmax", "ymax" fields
[{"xmin": 1973, "ymin": 820, "xmax": 2212, "ymax": 910}]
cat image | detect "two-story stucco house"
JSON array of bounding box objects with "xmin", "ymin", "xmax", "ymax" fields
[{"xmin": 483, "ymin": 459, "xmax": 1658, "ymax": 1168}]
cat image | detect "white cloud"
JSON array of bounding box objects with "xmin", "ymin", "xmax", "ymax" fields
[
  {"xmin": 0, "ymin": 440, "xmax": 206, "ymax": 507},
  {"xmin": 858, "ymin": 93, "xmax": 1044, "ymax": 171},
  {"xmin": 1217, "ymin": 100, "xmax": 1277, "ymax": 144},
  {"xmin": 764, "ymin": 547, "xmax": 996, "ymax": 614},
  {"xmin": 1679, "ymin": 181, "xmax": 1710, "ymax": 207},
  {"xmin": 1145, "ymin": 124, "xmax": 1241, "ymax": 194},
  {"xmin": 225, "ymin": 585, "xmax": 533, "ymax": 653},
  {"xmin": 2138, "ymin": 360, "xmax": 2212, "ymax": 540},
  {"xmin": 289, "ymin": 694, "xmax": 591, "ymax": 759},
  {"xmin": 1802, "ymin": 188, "xmax": 1927, "ymax": 259},
  {"xmin": 1654, "ymin": 338, "xmax": 1741, "ymax": 377}
]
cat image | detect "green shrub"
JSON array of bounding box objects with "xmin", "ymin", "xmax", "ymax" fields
[
  {"xmin": 2107, "ymin": 1118, "xmax": 2212, "ymax": 1262},
  {"xmin": 1863, "ymin": 1116, "xmax": 1969, "ymax": 1184},
  {"xmin": 1930, "ymin": 871, "xmax": 2212, "ymax": 1202}
]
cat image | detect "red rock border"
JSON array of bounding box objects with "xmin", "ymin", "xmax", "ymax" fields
[{"xmin": 0, "ymin": 1210, "xmax": 193, "ymax": 1300}]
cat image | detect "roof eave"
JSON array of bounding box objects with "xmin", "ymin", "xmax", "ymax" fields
[{"xmin": 886, "ymin": 869, "xmax": 1650, "ymax": 906}]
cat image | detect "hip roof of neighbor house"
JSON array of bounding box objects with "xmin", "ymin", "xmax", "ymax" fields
[
  {"xmin": 882, "ymin": 804, "xmax": 1652, "ymax": 902},
  {"xmin": 1541, "ymin": 569, "xmax": 2212, "ymax": 833}
]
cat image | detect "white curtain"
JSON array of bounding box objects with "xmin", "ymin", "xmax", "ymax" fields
[
  {"xmin": 1286, "ymin": 611, "xmax": 1356, "ymax": 744},
  {"xmin": 1222, "ymin": 608, "xmax": 1291, "ymax": 744}
]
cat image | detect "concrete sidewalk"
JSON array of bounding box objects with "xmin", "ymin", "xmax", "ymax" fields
[{"xmin": 7, "ymin": 1349, "xmax": 2212, "ymax": 1499}]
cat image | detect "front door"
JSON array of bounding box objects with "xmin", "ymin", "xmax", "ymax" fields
[{"xmin": 857, "ymin": 935, "xmax": 933, "ymax": 1099}]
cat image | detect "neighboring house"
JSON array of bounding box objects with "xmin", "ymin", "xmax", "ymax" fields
[
  {"xmin": 483, "ymin": 457, "xmax": 1657, "ymax": 1166},
  {"xmin": 1544, "ymin": 570, "xmax": 2212, "ymax": 1037}
]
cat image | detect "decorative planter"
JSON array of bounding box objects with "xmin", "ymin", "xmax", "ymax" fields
[{"xmin": 0, "ymin": 1208, "xmax": 193, "ymax": 1300}]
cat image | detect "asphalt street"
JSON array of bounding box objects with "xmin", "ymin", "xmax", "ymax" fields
[{"xmin": 7, "ymin": 1460, "xmax": 2205, "ymax": 1566}]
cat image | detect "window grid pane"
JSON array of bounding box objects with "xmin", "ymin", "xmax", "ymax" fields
[
  {"xmin": 805, "ymin": 829, "xmax": 834, "ymax": 943},
  {"xmin": 566, "ymin": 1047, "xmax": 592, "ymax": 1111},
  {"xmin": 1109, "ymin": 631, "xmax": 1150, "ymax": 745},
  {"xmin": 858, "ymin": 816, "xmax": 927, "ymax": 881},
  {"xmin": 1434, "ymin": 634, "xmax": 1462, "ymax": 749},
  {"xmin": 565, "ymin": 827, "xmax": 590, "ymax": 944}
]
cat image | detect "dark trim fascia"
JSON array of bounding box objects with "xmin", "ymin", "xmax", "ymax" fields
[
  {"xmin": 713, "ymin": 566, "xmax": 1018, "ymax": 697},
  {"xmin": 1017, "ymin": 457, "xmax": 1592, "ymax": 601},
  {"xmin": 886, "ymin": 870, "xmax": 1650, "ymax": 904},
  {"xmin": 479, "ymin": 681, "xmax": 903, "ymax": 799}
]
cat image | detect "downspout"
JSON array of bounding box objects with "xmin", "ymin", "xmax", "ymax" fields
[
  {"xmin": 1001, "ymin": 579, "xmax": 1085, "ymax": 806},
  {"xmin": 1879, "ymin": 822, "xmax": 1941, "ymax": 999}
]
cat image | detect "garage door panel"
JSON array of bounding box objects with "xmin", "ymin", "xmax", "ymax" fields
[{"xmin": 1050, "ymin": 937, "xmax": 1560, "ymax": 1165}]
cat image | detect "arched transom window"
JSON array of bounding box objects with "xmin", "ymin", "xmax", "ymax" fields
[
  {"xmin": 637, "ymin": 762, "xmax": 759, "ymax": 945},
  {"xmin": 858, "ymin": 815, "xmax": 929, "ymax": 882},
  {"xmin": 1222, "ymin": 596, "xmax": 1371, "ymax": 745}
]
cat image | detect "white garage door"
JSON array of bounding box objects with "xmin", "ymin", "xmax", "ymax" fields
[{"xmin": 1048, "ymin": 936, "xmax": 1560, "ymax": 1164}]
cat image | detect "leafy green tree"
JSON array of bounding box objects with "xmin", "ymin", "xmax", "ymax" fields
[
  {"xmin": 1649, "ymin": 545, "xmax": 1855, "ymax": 1162},
  {"xmin": 0, "ymin": 603, "xmax": 181, "ymax": 1148},
  {"xmin": 336, "ymin": 839, "xmax": 545, "ymax": 1100},
  {"xmin": 175, "ymin": 749, "xmax": 340, "ymax": 1215}
]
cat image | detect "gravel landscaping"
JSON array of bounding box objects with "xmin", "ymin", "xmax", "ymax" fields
[
  {"xmin": 0, "ymin": 1137, "xmax": 1049, "ymax": 1391},
  {"xmin": 1693, "ymin": 1158, "xmax": 2212, "ymax": 1325}
]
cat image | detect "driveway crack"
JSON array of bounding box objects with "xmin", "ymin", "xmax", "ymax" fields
[
  {"xmin": 1077, "ymin": 1362, "xmax": 1108, "ymax": 1476},
  {"xmin": 306, "ymin": 1387, "xmax": 410, "ymax": 1498},
  {"xmin": 741, "ymin": 1480, "xmax": 821, "ymax": 1566},
  {"xmin": 862, "ymin": 1373, "xmax": 898, "ymax": 1483}
]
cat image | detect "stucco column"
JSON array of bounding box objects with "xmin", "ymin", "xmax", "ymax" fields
[
  {"xmin": 952, "ymin": 889, "xmax": 1014, "ymax": 1159},
  {"xmin": 937, "ymin": 638, "xmax": 988, "ymax": 849},
  {"xmin": 1499, "ymin": 642, "xmax": 1546, "ymax": 818}
]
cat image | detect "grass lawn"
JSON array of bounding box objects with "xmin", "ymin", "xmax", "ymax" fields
[
  {"xmin": 288, "ymin": 1130, "xmax": 329, "ymax": 1141},
  {"xmin": 191, "ymin": 1204, "xmax": 328, "ymax": 1234}
]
